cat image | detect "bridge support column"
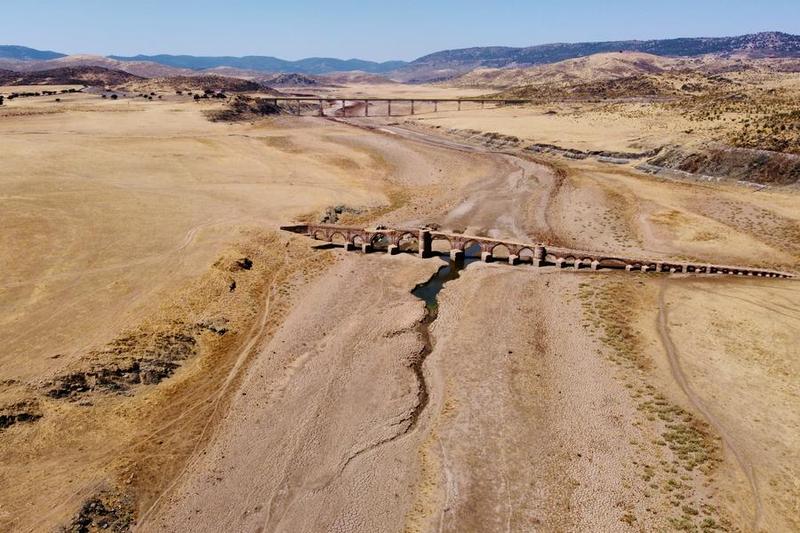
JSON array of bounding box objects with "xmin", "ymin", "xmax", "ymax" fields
[
  {"xmin": 411, "ymin": 100, "xmax": 415, "ymax": 115},
  {"xmin": 508, "ymin": 254, "xmax": 518, "ymax": 265},
  {"xmin": 364, "ymin": 100, "xmax": 368, "ymax": 117},
  {"xmin": 481, "ymin": 251, "xmax": 493, "ymax": 263},
  {"xmin": 295, "ymin": 99, "xmax": 300, "ymax": 115},
  {"xmin": 706, "ymin": 264, "xmax": 713, "ymax": 274},
  {"xmin": 387, "ymin": 100, "xmax": 392, "ymax": 116},
  {"xmin": 434, "ymin": 101, "xmax": 438, "ymax": 112},
  {"xmin": 457, "ymin": 100, "xmax": 461, "ymax": 111},
  {"xmin": 343, "ymin": 242, "xmax": 354, "ymax": 251},
  {"xmin": 341, "ymin": 100, "xmax": 346, "ymax": 117},
  {"xmin": 655, "ymin": 262, "xmax": 663, "ymax": 272},
  {"xmin": 591, "ymin": 260, "xmax": 600, "ymax": 271},
  {"xmin": 641, "ymin": 265, "xmax": 649, "ymax": 273},
  {"xmin": 387, "ymin": 244, "xmax": 399, "ymax": 255},
  {"xmin": 319, "ymin": 99, "xmax": 324, "ymax": 116},
  {"xmin": 555, "ymin": 258, "xmax": 565, "ymax": 269},
  {"xmin": 450, "ymin": 249, "xmax": 464, "ymax": 262},
  {"xmin": 418, "ymin": 230, "xmax": 431, "ymax": 258},
  {"xmin": 532, "ymin": 246, "xmax": 544, "ymax": 267},
  {"xmin": 681, "ymin": 264, "xmax": 689, "ymax": 273},
  {"xmin": 361, "ymin": 243, "xmax": 373, "ymax": 254},
  {"xmin": 573, "ymin": 259, "xmax": 581, "ymax": 270},
  {"xmin": 625, "ymin": 264, "xmax": 633, "ymax": 272}
]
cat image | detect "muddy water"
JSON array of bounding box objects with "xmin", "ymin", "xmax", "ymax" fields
[{"xmin": 406, "ymin": 247, "xmax": 480, "ymax": 430}]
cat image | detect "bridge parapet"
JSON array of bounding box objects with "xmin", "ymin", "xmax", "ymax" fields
[{"xmin": 281, "ymin": 224, "xmax": 795, "ymax": 279}]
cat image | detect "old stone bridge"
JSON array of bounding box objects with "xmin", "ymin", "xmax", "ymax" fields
[{"xmin": 280, "ymin": 224, "xmax": 794, "ymax": 278}]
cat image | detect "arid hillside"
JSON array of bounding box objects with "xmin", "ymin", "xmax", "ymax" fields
[{"xmin": 0, "ymin": 66, "xmax": 142, "ymax": 86}]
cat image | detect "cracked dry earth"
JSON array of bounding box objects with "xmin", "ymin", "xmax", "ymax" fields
[
  {"xmin": 3, "ymin": 98, "xmax": 799, "ymax": 532},
  {"xmin": 138, "ymin": 123, "xmax": 800, "ymax": 533}
]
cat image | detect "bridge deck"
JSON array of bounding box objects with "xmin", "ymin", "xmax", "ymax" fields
[{"xmin": 280, "ymin": 224, "xmax": 795, "ymax": 279}]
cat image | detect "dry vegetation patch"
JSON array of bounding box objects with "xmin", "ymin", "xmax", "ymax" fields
[
  {"xmin": 0, "ymin": 228, "xmax": 335, "ymax": 531},
  {"xmin": 578, "ymin": 278, "xmax": 731, "ymax": 531}
]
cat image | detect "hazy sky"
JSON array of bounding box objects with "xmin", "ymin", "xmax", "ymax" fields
[{"xmin": 3, "ymin": 0, "xmax": 799, "ymax": 61}]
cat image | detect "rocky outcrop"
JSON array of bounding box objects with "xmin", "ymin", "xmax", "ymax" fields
[{"xmin": 644, "ymin": 145, "xmax": 800, "ymax": 186}]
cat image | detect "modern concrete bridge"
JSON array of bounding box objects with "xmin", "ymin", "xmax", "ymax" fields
[
  {"xmin": 270, "ymin": 97, "xmax": 534, "ymax": 117},
  {"xmin": 280, "ymin": 223, "xmax": 795, "ymax": 278}
]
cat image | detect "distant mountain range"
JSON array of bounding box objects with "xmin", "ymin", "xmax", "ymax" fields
[
  {"xmin": 0, "ymin": 45, "xmax": 66, "ymax": 61},
  {"xmin": 108, "ymin": 55, "xmax": 407, "ymax": 74},
  {"xmin": 2, "ymin": 32, "xmax": 799, "ymax": 81},
  {"xmin": 397, "ymin": 31, "xmax": 800, "ymax": 81}
]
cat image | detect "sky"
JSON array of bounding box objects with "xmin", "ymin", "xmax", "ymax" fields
[{"xmin": 3, "ymin": 0, "xmax": 800, "ymax": 61}]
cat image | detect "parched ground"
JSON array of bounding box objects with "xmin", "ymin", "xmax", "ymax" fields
[{"xmin": 0, "ymin": 89, "xmax": 798, "ymax": 532}]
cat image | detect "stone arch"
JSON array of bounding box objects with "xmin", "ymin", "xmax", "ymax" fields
[
  {"xmin": 329, "ymin": 232, "xmax": 347, "ymax": 245},
  {"xmin": 518, "ymin": 247, "xmax": 535, "ymax": 264},
  {"xmin": 397, "ymin": 232, "xmax": 418, "ymax": 253},
  {"xmin": 353, "ymin": 234, "xmax": 366, "ymax": 246},
  {"xmin": 370, "ymin": 232, "xmax": 390, "ymax": 251},
  {"xmin": 430, "ymin": 235, "xmax": 451, "ymax": 255},
  {"xmin": 462, "ymin": 239, "xmax": 482, "ymax": 257},
  {"xmin": 312, "ymin": 229, "xmax": 326, "ymax": 240},
  {"xmin": 490, "ymin": 243, "xmax": 511, "ymax": 259},
  {"xmin": 600, "ymin": 258, "xmax": 628, "ymax": 270}
]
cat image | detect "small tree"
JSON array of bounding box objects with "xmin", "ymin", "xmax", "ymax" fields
[
  {"xmin": 0, "ymin": 95, "xmax": 4, "ymax": 106},
  {"xmin": 110, "ymin": 94, "xmax": 118, "ymax": 100}
]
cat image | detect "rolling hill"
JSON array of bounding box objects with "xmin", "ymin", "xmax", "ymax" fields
[
  {"xmin": 0, "ymin": 66, "xmax": 141, "ymax": 86},
  {"xmin": 393, "ymin": 31, "xmax": 800, "ymax": 81}
]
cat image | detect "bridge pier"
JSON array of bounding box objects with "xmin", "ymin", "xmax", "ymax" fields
[
  {"xmin": 343, "ymin": 242, "xmax": 354, "ymax": 251},
  {"xmin": 434, "ymin": 101, "xmax": 438, "ymax": 112},
  {"xmin": 418, "ymin": 229, "xmax": 432, "ymax": 258},
  {"xmin": 319, "ymin": 99, "xmax": 324, "ymax": 116},
  {"xmin": 388, "ymin": 100, "xmax": 392, "ymax": 116},
  {"xmin": 387, "ymin": 244, "xmax": 399, "ymax": 255},
  {"xmin": 364, "ymin": 100, "xmax": 369, "ymax": 117},
  {"xmin": 481, "ymin": 251, "xmax": 493, "ymax": 263},
  {"xmin": 573, "ymin": 258, "xmax": 581, "ymax": 270},
  {"xmin": 555, "ymin": 258, "xmax": 565, "ymax": 268},
  {"xmin": 457, "ymin": 100, "xmax": 461, "ymax": 111},
  {"xmin": 361, "ymin": 243, "xmax": 373, "ymax": 254},
  {"xmin": 341, "ymin": 99, "xmax": 346, "ymax": 117},
  {"xmin": 411, "ymin": 100, "xmax": 415, "ymax": 115},
  {"xmin": 533, "ymin": 246, "xmax": 544, "ymax": 267},
  {"xmin": 625, "ymin": 264, "xmax": 633, "ymax": 272},
  {"xmin": 591, "ymin": 260, "xmax": 600, "ymax": 271},
  {"xmin": 450, "ymin": 249, "xmax": 464, "ymax": 262},
  {"xmin": 641, "ymin": 265, "xmax": 649, "ymax": 273},
  {"xmin": 508, "ymin": 254, "xmax": 518, "ymax": 265},
  {"xmin": 655, "ymin": 262, "xmax": 663, "ymax": 272}
]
